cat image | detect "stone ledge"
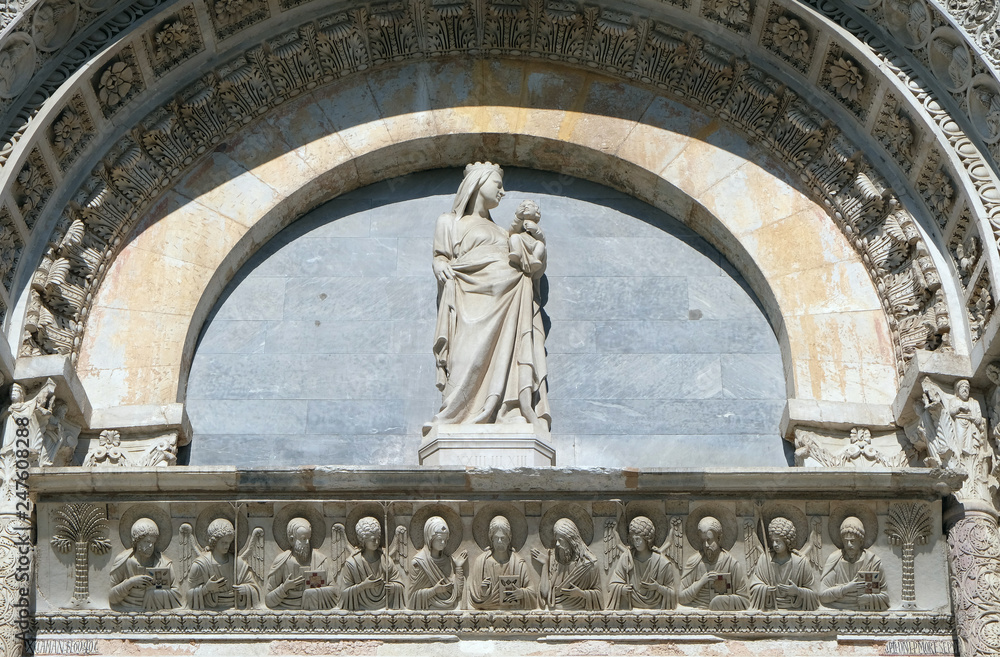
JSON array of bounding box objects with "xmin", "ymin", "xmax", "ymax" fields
[{"xmin": 27, "ymin": 466, "xmax": 965, "ymax": 499}]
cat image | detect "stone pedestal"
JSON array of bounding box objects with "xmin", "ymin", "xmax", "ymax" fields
[{"xmin": 418, "ymin": 424, "xmax": 556, "ymax": 466}]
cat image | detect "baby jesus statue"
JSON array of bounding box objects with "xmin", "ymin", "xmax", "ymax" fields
[{"xmin": 509, "ymin": 200, "xmax": 546, "ymax": 278}]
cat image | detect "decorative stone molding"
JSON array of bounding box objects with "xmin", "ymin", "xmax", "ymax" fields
[{"xmin": 0, "ymin": 0, "xmax": 954, "ymax": 381}]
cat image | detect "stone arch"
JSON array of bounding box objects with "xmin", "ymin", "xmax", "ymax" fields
[
  {"xmin": 3, "ymin": 0, "xmax": 995, "ymax": 390},
  {"xmin": 73, "ymin": 60, "xmax": 895, "ymax": 428}
]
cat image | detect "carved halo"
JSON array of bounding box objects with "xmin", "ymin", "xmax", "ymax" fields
[
  {"xmin": 194, "ymin": 503, "xmax": 249, "ymax": 551},
  {"xmin": 118, "ymin": 504, "xmax": 172, "ymax": 553},
  {"xmin": 272, "ymin": 503, "xmax": 327, "ymax": 552},
  {"xmin": 346, "ymin": 502, "xmax": 397, "ymax": 547},
  {"xmin": 472, "ymin": 502, "xmax": 528, "ymax": 551},
  {"xmin": 538, "ymin": 502, "xmax": 594, "ymax": 549},
  {"xmin": 828, "ymin": 504, "xmax": 879, "ymax": 550},
  {"xmin": 616, "ymin": 501, "xmax": 669, "ymax": 547},
  {"xmin": 409, "ymin": 504, "xmax": 463, "ymax": 554},
  {"xmin": 685, "ymin": 504, "xmax": 738, "ymax": 551},
  {"xmin": 758, "ymin": 503, "xmax": 810, "ymax": 551}
]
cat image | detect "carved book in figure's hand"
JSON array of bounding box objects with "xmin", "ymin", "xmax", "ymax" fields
[
  {"xmin": 303, "ymin": 571, "xmax": 328, "ymax": 589},
  {"xmin": 858, "ymin": 571, "xmax": 882, "ymax": 595},
  {"xmin": 710, "ymin": 573, "xmax": 733, "ymax": 596},
  {"xmin": 500, "ymin": 575, "xmax": 519, "ymax": 605},
  {"xmin": 147, "ymin": 568, "xmax": 170, "ymax": 590}
]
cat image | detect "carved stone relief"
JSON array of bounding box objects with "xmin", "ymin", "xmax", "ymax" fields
[
  {"xmin": 761, "ymin": 4, "xmax": 812, "ymax": 73},
  {"xmin": 702, "ymin": 0, "xmax": 754, "ymax": 34},
  {"xmin": 1, "ymin": 378, "xmax": 79, "ymax": 467},
  {"xmin": 30, "ymin": 0, "xmax": 78, "ymax": 52},
  {"xmin": 78, "ymin": 429, "xmax": 179, "ymax": 467},
  {"xmin": 929, "ymin": 30, "xmax": 973, "ymax": 94},
  {"xmin": 144, "ymin": 5, "xmax": 204, "ymax": 77},
  {"xmin": 0, "ymin": 205, "xmax": 24, "ymax": 305},
  {"xmin": 970, "ymin": 79, "xmax": 1000, "ymax": 146},
  {"xmin": 0, "ymin": 33, "xmax": 35, "ymax": 100},
  {"xmin": 13, "ymin": 147, "xmax": 52, "ymax": 230},
  {"xmin": 821, "ymin": 44, "xmax": 871, "ymax": 120},
  {"xmin": 93, "ymin": 46, "xmax": 145, "ymax": 118},
  {"xmin": 874, "ymin": 92, "xmax": 918, "ymax": 173},
  {"xmin": 211, "ymin": 0, "xmax": 270, "ymax": 41},
  {"xmin": 909, "ymin": 377, "xmax": 995, "ymax": 506},
  {"xmin": 48, "ymin": 93, "xmax": 94, "ymax": 172},
  {"xmin": 793, "ymin": 427, "xmax": 912, "ymax": 468},
  {"xmin": 31, "ymin": 495, "xmax": 953, "ymax": 635},
  {"xmin": 883, "ymin": 0, "xmax": 932, "ymax": 49}
]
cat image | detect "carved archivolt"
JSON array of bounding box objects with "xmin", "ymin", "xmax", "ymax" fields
[{"xmin": 0, "ymin": 0, "xmax": 972, "ymax": 379}]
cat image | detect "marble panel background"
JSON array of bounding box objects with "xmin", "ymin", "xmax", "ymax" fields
[{"xmin": 185, "ymin": 169, "xmax": 787, "ymax": 466}]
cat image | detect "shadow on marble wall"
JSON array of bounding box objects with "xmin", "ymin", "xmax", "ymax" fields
[{"xmin": 185, "ymin": 169, "xmax": 787, "ymax": 467}]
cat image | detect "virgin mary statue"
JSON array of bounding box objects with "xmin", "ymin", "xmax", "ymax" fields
[{"xmin": 425, "ymin": 162, "xmax": 550, "ymax": 433}]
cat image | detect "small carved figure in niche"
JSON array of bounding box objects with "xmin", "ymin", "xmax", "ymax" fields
[
  {"xmin": 108, "ymin": 518, "xmax": 182, "ymax": 611},
  {"xmin": 1, "ymin": 378, "xmax": 65, "ymax": 466},
  {"xmin": 265, "ymin": 517, "xmax": 339, "ymax": 610},
  {"xmin": 820, "ymin": 517, "xmax": 889, "ymax": 611},
  {"xmin": 187, "ymin": 518, "xmax": 262, "ymax": 610},
  {"xmin": 679, "ymin": 516, "xmax": 749, "ymax": 610},
  {"xmin": 340, "ymin": 516, "xmax": 405, "ymax": 610},
  {"xmin": 468, "ymin": 515, "xmax": 537, "ymax": 610},
  {"xmin": 607, "ymin": 516, "xmax": 678, "ymax": 610},
  {"xmin": 916, "ymin": 377, "xmax": 991, "ymax": 503},
  {"xmin": 409, "ymin": 516, "xmax": 467, "ymax": 609},
  {"xmin": 40, "ymin": 399, "xmax": 78, "ymax": 466},
  {"xmin": 426, "ymin": 162, "xmax": 550, "ymax": 432},
  {"xmin": 748, "ymin": 517, "xmax": 819, "ymax": 611},
  {"xmin": 531, "ymin": 518, "xmax": 603, "ymax": 610}
]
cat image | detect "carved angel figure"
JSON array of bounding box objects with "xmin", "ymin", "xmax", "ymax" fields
[
  {"xmin": 748, "ymin": 517, "xmax": 819, "ymax": 611},
  {"xmin": 820, "ymin": 517, "xmax": 889, "ymax": 611},
  {"xmin": 186, "ymin": 518, "xmax": 262, "ymax": 610},
  {"xmin": 108, "ymin": 518, "xmax": 182, "ymax": 611},
  {"xmin": 408, "ymin": 516, "xmax": 467, "ymax": 610},
  {"xmin": 531, "ymin": 517, "xmax": 603, "ymax": 611},
  {"xmin": 340, "ymin": 516, "xmax": 406, "ymax": 610},
  {"xmin": 679, "ymin": 516, "xmax": 749, "ymax": 610},
  {"xmin": 426, "ymin": 162, "xmax": 550, "ymax": 432},
  {"xmin": 606, "ymin": 516, "xmax": 678, "ymax": 610},
  {"xmin": 914, "ymin": 377, "xmax": 992, "ymax": 502},
  {"xmin": 265, "ymin": 517, "xmax": 339, "ymax": 610},
  {"xmin": 468, "ymin": 515, "xmax": 537, "ymax": 610}
]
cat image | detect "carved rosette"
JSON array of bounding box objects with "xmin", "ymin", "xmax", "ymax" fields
[{"xmin": 948, "ymin": 515, "xmax": 1000, "ymax": 657}]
